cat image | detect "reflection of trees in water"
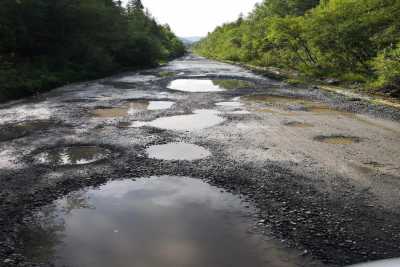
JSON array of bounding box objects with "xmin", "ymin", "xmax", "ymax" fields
[
  {"xmin": 19, "ymin": 190, "xmax": 93, "ymax": 265},
  {"xmin": 212, "ymin": 79, "xmax": 254, "ymax": 90},
  {"xmin": 61, "ymin": 190, "xmax": 94, "ymax": 214}
]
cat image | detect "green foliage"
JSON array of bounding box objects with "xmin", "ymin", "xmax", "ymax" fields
[
  {"xmin": 0, "ymin": 0, "xmax": 185, "ymax": 102},
  {"xmin": 194, "ymin": 0, "xmax": 400, "ymax": 95},
  {"xmin": 370, "ymin": 43, "xmax": 400, "ymax": 92}
]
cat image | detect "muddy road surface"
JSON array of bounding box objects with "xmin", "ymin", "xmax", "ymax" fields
[{"xmin": 1, "ymin": 55, "xmax": 400, "ymax": 267}]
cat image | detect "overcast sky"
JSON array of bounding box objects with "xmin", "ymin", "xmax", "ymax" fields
[{"xmin": 123, "ymin": 0, "xmax": 262, "ymax": 37}]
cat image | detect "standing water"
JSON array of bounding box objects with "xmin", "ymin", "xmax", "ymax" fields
[{"xmin": 24, "ymin": 176, "xmax": 319, "ymax": 267}]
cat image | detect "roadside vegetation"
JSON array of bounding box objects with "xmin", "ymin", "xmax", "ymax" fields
[
  {"xmin": 0, "ymin": 0, "xmax": 185, "ymax": 102},
  {"xmin": 194, "ymin": 0, "xmax": 400, "ymax": 97}
]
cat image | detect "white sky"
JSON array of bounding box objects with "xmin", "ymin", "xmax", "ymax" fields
[{"xmin": 123, "ymin": 0, "xmax": 262, "ymax": 37}]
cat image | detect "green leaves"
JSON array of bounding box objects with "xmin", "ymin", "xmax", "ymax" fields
[
  {"xmin": 194, "ymin": 0, "xmax": 400, "ymax": 92},
  {"xmin": 0, "ymin": 0, "xmax": 185, "ymax": 102}
]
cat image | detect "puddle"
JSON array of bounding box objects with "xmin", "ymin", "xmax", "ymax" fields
[
  {"xmin": 33, "ymin": 146, "xmax": 112, "ymax": 166},
  {"xmin": 314, "ymin": 135, "xmax": 362, "ymax": 145},
  {"xmin": 245, "ymin": 95, "xmax": 325, "ymax": 111},
  {"xmin": 284, "ymin": 121, "xmax": 314, "ymax": 128},
  {"xmin": 146, "ymin": 143, "xmax": 211, "ymax": 160},
  {"xmin": 0, "ymin": 120, "xmax": 53, "ymax": 141},
  {"xmin": 92, "ymin": 107, "xmax": 129, "ymax": 118},
  {"xmin": 212, "ymin": 79, "xmax": 255, "ymax": 89},
  {"xmin": 363, "ymin": 161, "xmax": 385, "ymax": 168},
  {"xmin": 216, "ymin": 102, "xmax": 244, "ymax": 107},
  {"xmin": 115, "ymin": 75, "xmax": 158, "ymax": 83},
  {"xmin": 168, "ymin": 79, "xmax": 226, "ymax": 92},
  {"xmin": 147, "ymin": 101, "xmax": 175, "ymax": 110},
  {"xmin": 92, "ymin": 101, "xmax": 175, "ymax": 118},
  {"xmin": 305, "ymin": 106, "xmax": 349, "ymax": 115},
  {"xmin": 158, "ymin": 71, "xmax": 175, "ymax": 77},
  {"xmin": 229, "ymin": 110, "xmax": 252, "ymax": 115},
  {"xmin": 129, "ymin": 110, "xmax": 225, "ymax": 131},
  {"xmin": 26, "ymin": 176, "xmax": 313, "ymax": 267}
]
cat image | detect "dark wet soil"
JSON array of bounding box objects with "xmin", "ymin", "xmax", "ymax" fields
[{"xmin": 314, "ymin": 135, "xmax": 362, "ymax": 145}]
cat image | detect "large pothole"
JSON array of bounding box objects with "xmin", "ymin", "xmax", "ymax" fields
[
  {"xmin": 23, "ymin": 176, "xmax": 316, "ymax": 267},
  {"xmin": 314, "ymin": 135, "xmax": 362, "ymax": 145},
  {"xmin": 168, "ymin": 79, "xmax": 226, "ymax": 92},
  {"xmin": 167, "ymin": 79, "xmax": 255, "ymax": 93},
  {"xmin": 128, "ymin": 110, "xmax": 225, "ymax": 131},
  {"xmin": 32, "ymin": 145, "xmax": 112, "ymax": 166},
  {"xmin": 91, "ymin": 100, "xmax": 175, "ymax": 118},
  {"xmin": 146, "ymin": 142, "xmax": 211, "ymax": 161}
]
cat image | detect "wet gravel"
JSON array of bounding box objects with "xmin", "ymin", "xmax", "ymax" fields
[{"xmin": 1, "ymin": 55, "xmax": 400, "ymax": 267}]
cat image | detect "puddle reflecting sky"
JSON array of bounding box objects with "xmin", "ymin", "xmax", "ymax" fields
[
  {"xmin": 168, "ymin": 79, "xmax": 226, "ymax": 92},
  {"xmin": 216, "ymin": 101, "xmax": 244, "ymax": 107},
  {"xmin": 92, "ymin": 101, "xmax": 175, "ymax": 118},
  {"xmin": 146, "ymin": 142, "xmax": 211, "ymax": 160},
  {"xmin": 130, "ymin": 109, "xmax": 225, "ymax": 131},
  {"xmin": 33, "ymin": 146, "xmax": 111, "ymax": 166},
  {"xmin": 28, "ymin": 176, "xmax": 307, "ymax": 267}
]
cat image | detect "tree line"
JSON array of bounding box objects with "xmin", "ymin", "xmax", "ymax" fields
[
  {"xmin": 0, "ymin": 0, "xmax": 185, "ymax": 102},
  {"xmin": 194, "ymin": 0, "xmax": 400, "ymax": 96}
]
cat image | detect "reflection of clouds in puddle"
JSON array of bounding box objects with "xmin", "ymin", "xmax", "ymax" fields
[
  {"xmin": 146, "ymin": 142, "xmax": 211, "ymax": 161},
  {"xmin": 129, "ymin": 109, "xmax": 225, "ymax": 131},
  {"xmin": 147, "ymin": 101, "xmax": 175, "ymax": 110},
  {"xmin": 168, "ymin": 79, "xmax": 226, "ymax": 92},
  {"xmin": 93, "ymin": 101, "xmax": 175, "ymax": 118},
  {"xmin": 36, "ymin": 176, "xmax": 282, "ymax": 267},
  {"xmin": 216, "ymin": 102, "xmax": 244, "ymax": 107},
  {"xmin": 33, "ymin": 146, "xmax": 111, "ymax": 166}
]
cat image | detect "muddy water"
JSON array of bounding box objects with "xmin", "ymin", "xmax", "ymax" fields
[
  {"xmin": 28, "ymin": 176, "xmax": 312, "ymax": 267},
  {"xmin": 168, "ymin": 79, "xmax": 226, "ymax": 92},
  {"xmin": 216, "ymin": 101, "xmax": 244, "ymax": 107},
  {"xmin": 314, "ymin": 135, "xmax": 361, "ymax": 145},
  {"xmin": 284, "ymin": 121, "xmax": 314, "ymax": 128},
  {"xmin": 212, "ymin": 79, "xmax": 255, "ymax": 89},
  {"xmin": 92, "ymin": 101, "xmax": 175, "ymax": 118},
  {"xmin": 33, "ymin": 146, "xmax": 111, "ymax": 166},
  {"xmin": 146, "ymin": 143, "xmax": 211, "ymax": 160},
  {"xmin": 130, "ymin": 110, "xmax": 225, "ymax": 131}
]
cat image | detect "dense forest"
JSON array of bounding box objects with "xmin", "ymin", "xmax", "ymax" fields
[
  {"xmin": 194, "ymin": 0, "xmax": 400, "ymax": 96},
  {"xmin": 0, "ymin": 0, "xmax": 185, "ymax": 102}
]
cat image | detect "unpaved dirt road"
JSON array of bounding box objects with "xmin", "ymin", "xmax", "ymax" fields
[{"xmin": 1, "ymin": 55, "xmax": 400, "ymax": 267}]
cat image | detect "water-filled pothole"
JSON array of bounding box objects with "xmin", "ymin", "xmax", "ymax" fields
[
  {"xmin": 168, "ymin": 79, "xmax": 226, "ymax": 92},
  {"xmin": 129, "ymin": 110, "xmax": 225, "ymax": 131},
  {"xmin": 212, "ymin": 79, "xmax": 255, "ymax": 89},
  {"xmin": 25, "ymin": 176, "xmax": 311, "ymax": 267},
  {"xmin": 244, "ymin": 95, "xmax": 324, "ymax": 110},
  {"xmin": 32, "ymin": 146, "xmax": 112, "ymax": 166},
  {"xmin": 314, "ymin": 135, "xmax": 362, "ymax": 145},
  {"xmin": 0, "ymin": 120, "xmax": 53, "ymax": 142},
  {"xmin": 146, "ymin": 143, "xmax": 211, "ymax": 160},
  {"xmin": 284, "ymin": 121, "xmax": 314, "ymax": 128},
  {"xmin": 216, "ymin": 102, "xmax": 244, "ymax": 107},
  {"xmin": 92, "ymin": 101, "xmax": 175, "ymax": 118}
]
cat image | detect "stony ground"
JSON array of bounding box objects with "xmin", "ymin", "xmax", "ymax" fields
[{"xmin": 1, "ymin": 55, "xmax": 400, "ymax": 267}]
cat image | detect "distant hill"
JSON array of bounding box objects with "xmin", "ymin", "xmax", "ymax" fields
[{"xmin": 180, "ymin": 36, "xmax": 203, "ymax": 45}]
